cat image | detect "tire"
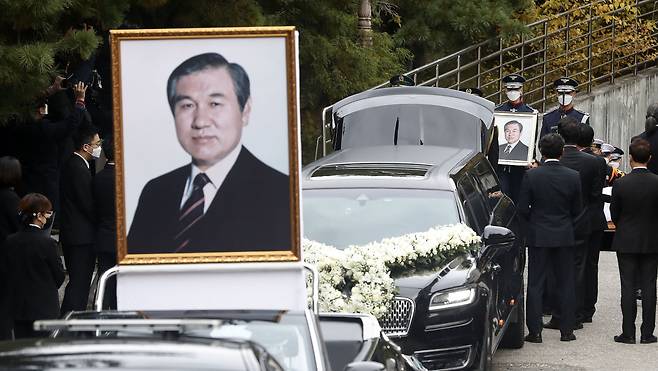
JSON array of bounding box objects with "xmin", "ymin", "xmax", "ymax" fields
[
  {"xmin": 500, "ymin": 293, "xmax": 525, "ymax": 349},
  {"xmin": 475, "ymin": 305, "xmax": 493, "ymax": 371}
]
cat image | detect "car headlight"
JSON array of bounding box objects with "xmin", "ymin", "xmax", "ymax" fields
[{"xmin": 429, "ymin": 287, "xmax": 476, "ymax": 311}]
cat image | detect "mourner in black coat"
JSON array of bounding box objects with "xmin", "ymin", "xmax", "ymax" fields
[
  {"xmin": 610, "ymin": 138, "xmax": 658, "ymax": 344},
  {"xmin": 59, "ymin": 125, "xmax": 100, "ymax": 315},
  {"xmin": 542, "ymin": 118, "xmax": 606, "ymax": 326},
  {"xmin": 93, "ymin": 140, "xmax": 117, "ymax": 309},
  {"xmin": 518, "ymin": 133, "xmax": 582, "ymax": 342},
  {"xmin": 0, "ymin": 157, "xmax": 21, "ymax": 340},
  {"xmin": 3, "ymin": 193, "xmax": 65, "ymax": 338}
]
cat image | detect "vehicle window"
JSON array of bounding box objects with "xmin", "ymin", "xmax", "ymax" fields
[
  {"xmin": 472, "ymin": 160, "xmax": 502, "ymax": 210},
  {"xmin": 457, "ymin": 176, "xmax": 489, "ymax": 234},
  {"xmin": 338, "ymin": 104, "xmax": 480, "ymax": 150},
  {"xmin": 303, "ymin": 189, "xmax": 460, "ymax": 249}
]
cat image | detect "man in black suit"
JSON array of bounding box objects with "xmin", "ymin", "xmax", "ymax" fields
[
  {"xmin": 59, "ymin": 125, "xmax": 101, "ymax": 314},
  {"xmin": 518, "ymin": 133, "xmax": 582, "ymax": 343},
  {"xmin": 543, "ymin": 118, "xmax": 605, "ymax": 329},
  {"xmin": 498, "ymin": 120, "xmax": 529, "ymax": 161},
  {"xmin": 128, "ymin": 52, "xmax": 290, "ymax": 254},
  {"xmin": 610, "ymin": 138, "xmax": 658, "ymax": 344},
  {"xmin": 576, "ymin": 124, "xmax": 608, "ymax": 323},
  {"xmin": 93, "ymin": 138, "xmax": 117, "ymax": 309}
]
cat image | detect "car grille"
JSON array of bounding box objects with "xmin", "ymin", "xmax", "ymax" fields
[
  {"xmin": 380, "ymin": 297, "xmax": 414, "ymax": 337},
  {"xmin": 414, "ymin": 345, "xmax": 471, "ymax": 370}
]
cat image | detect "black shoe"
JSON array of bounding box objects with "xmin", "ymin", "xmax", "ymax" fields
[
  {"xmin": 582, "ymin": 317, "xmax": 593, "ymax": 323},
  {"xmin": 641, "ymin": 335, "xmax": 657, "ymax": 344},
  {"xmin": 543, "ymin": 319, "xmax": 560, "ymax": 330},
  {"xmin": 614, "ymin": 334, "xmax": 636, "ymax": 344},
  {"xmin": 524, "ymin": 333, "xmax": 542, "ymax": 343},
  {"xmin": 560, "ymin": 332, "xmax": 576, "ymax": 341}
]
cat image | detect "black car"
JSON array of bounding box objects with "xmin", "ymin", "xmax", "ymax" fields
[{"xmin": 302, "ymin": 145, "xmax": 526, "ymax": 370}]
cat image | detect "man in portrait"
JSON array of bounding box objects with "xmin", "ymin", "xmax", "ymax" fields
[
  {"xmin": 127, "ymin": 52, "xmax": 291, "ymax": 254},
  {"xmin": 499, "ymin": 120, "xmax": 529, "ymax": 162}
]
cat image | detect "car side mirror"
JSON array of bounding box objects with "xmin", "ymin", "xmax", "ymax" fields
[
  {"xmin": 344, "ymin": 361, "xmax": 385, "ymax": 371},
  {"xmin": 483, "ymin": 225, "xmax": 516, "ymax": 246}
]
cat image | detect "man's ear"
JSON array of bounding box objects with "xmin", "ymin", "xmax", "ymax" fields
[{"xmin": 241, "ymin": 98, "xmax": 252, "ymax": 127}]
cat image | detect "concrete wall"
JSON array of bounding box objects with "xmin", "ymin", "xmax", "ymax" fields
[{"xmin": 552, "ymin": 67, "xmax": 658, "ymax": 171}]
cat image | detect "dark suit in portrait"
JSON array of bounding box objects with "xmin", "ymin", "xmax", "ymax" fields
[
  {"xmin": 498, "ymin": 141, "xmax": 529, "ymax": 161},
  {"xmin": 93, "ymin": 162, "xmax": 117, "ymax": 309},
  {"xmin": 518, "ymin": 160, "xmax": 583, "ymax": 336},
  {"xmin": 59, "ymin": 153, "xmax": 96, "ymax": 314},
  {"xmin": 555, "ymin": 145, "xmax": 605, "ymax": 323},
  {"xmin": 128, "ymin": 147, "xmax": 291, "ymax": 254},
  {"xmin": 610, "ymin": 168, "xmax": 658, "ymax": 340},
  {"xmin": 3, "ymin": 226, "xmax": 65, "ymax": 338}
]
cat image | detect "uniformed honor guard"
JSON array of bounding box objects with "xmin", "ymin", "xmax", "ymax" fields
[
  {"xmin": 495, "ymin": 74, "xmax": 538, "ymax": 202},
  {"xmin": 459, "ymin": 87, "xmax": 484, "ymax": 97},
  {"xmin": 540, "ymin": 77, "xmax": 590, "ymax": 138},
  {"xmin": 389, "ymin": 74, "xmax": 415, "ymax": 87}
]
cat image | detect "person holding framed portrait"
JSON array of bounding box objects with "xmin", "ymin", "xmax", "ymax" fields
[{"xmin": 495, "ymin": 74, "xmax": 539, "ymax": 203}]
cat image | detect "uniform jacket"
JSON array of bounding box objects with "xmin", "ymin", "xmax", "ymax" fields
[
  {"xmin": 559, "ymin": 146, "xmax": 607, "ymax": 235},
  {"xmin": 611, "ymin": 168, "xmax": 658, "ymax": 254},
  {"xmin": 59, "ymin": 153, "xmax": 95, "ymax": 246},
  {"xmin": 2, "ymin": 226, "xmax": 65, "ymax": 320},
  {"xmin": 540, "ymin": 107, "xmax": 590, "ymax": 138},
  {"xmin": 517, "ymin": 161, "xmax": 583, "ymax": 247},
  {"xmin": 128, "ymin": 147, "xmax": 291, "ymax": 254}
]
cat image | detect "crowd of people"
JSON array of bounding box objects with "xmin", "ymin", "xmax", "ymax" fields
[
  {"xmin": 0, "ymin": 74, "xmax": 116, "ymax": 340},
  {"xmin": 487, "ymin": 74, "xmax": 658, "ymax": 344}
]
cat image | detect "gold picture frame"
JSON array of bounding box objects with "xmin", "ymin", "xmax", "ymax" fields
[{"xmin": 111, "ymin": 27, "xmax": 300, "ymax": 264}]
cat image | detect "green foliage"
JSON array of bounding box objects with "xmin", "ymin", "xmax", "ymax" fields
[{"xmin": 391, "ymin": 0, "xmax": 535, "ymax": 66}]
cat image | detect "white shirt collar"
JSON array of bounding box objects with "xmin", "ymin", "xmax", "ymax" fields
[
  {"xmin": 73, "ymin": 151, "xmax": 90, "ymax": 169},
  {"xmin": 180, "ymin": 143, "xmax": 243, "ymax": 213},
  {"xmin": 633, "ymin": 166, "xmax": 648, "ymax": 170},
  {"xmin": 28, "ymin": 223, "xmax": 42, "ymax": 229},
  {"xmin": 504, "ymin": 141, "xmax": 519, "ymax": 151},
  {"xmin": 545, "ymin": 159, "xmax": 560, "ymax": 163}
]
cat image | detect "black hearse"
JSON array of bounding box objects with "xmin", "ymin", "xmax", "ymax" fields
[
  {"xmin": 302, "ymin": 146, "xmax": 525, "ymax": 370},
  {"xmin": 305, "ymin": 87, "xmax": 525, "ymax": 370}
]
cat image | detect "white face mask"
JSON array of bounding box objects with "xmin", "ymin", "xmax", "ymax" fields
[
  {"xmin": 558, "ymin": 93, "xmax": 573, "ymax": 106},
  {"xmin": 87, "ymin": 145, "xmax": 102, "ymax": 159},
  {"xmin": 610, "ymin": 161, "xmax": 620, "ymax": 169},
  {"xmin": 506, "ymin": 90, "xmax": 521, "ymax": 102}
]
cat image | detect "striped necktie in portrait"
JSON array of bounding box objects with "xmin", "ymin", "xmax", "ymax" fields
[
  {"xmin": 505, "ymin": 144, "xmax": 512, "ymax": 154},
  {"xmin": 174, "ymin": 173, "xmax": 211, "ymax": 252}
]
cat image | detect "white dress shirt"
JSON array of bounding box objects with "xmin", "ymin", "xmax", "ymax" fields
[{"xmin": 179, "ymin": 143, "xmax": 242, "ymax": 213}]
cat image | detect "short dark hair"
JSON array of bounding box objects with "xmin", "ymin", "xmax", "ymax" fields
[
  {"xmin": 557, "ymin": 117, "xmax": 580, "ymax": 144},
  {"xmin": 0, "ymin": 156, "xmax": 21, "ymax": 188},
  {"xmin": 18, "ymin": 193, "xmax": 52, "ymax": 226},
  {"xmin": 166, "ymin": 52, "xmax": 251, "ymax": 113},
  {"xmin": 72, "ymin": 124, "xmax": 99, "ymax": 151},
  {"xmin": 103, "ymin": 136, "xmax": 114, "ymax": 162},
  {"xmin": 539, "ymin": 133, "xmax": 565, "ymax": 159},
  {"xmin": 504, "ymin": 120, "xmax": 523, "ymax": 132},
  {"xmin": 577, "ymin": 124, "xmax": 594, "ymax": 148},
  {"xmin": 630, "ymin": 138, "xmax": 651, "ymax": 163}
]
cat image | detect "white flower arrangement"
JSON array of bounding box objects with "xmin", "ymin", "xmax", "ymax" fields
[{"xmin": 303, "ymin": 223, "xmax": 481, "ymax": 319}]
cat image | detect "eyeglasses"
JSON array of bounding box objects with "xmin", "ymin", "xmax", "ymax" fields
[{"xmin": 87, "ymin": 139, "xmax": 104, "ymax": 148}]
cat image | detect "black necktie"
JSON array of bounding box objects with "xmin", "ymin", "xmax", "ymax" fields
[{"xmin": 175, "ymin": 173, "xmax": 211, "ymax": 252}]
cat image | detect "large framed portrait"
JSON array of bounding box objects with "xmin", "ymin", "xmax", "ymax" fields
[
  {"xmin": 494, "ymin": 112, "xmax": 538, "ymax": 166},
  {"xmin": 111, "ymin": 27, "xmax": 300, "ymax": 264}
]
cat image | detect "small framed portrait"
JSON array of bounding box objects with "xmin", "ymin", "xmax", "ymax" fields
[
  {"xmin": 111, "ymin": 27, "xmax": 300, "ymax": 264},
  {"xmin": 494, "ymin": 112, "xmax": 538, "ymax": 166}
]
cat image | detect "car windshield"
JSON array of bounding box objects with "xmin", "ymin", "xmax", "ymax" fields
[
  {"xmin": 56, "ymin": 311, "xmax": 315, "ymax": 371},
  {"xmin": 337, "ymin": 104, "xmax": 481, "ymax": 150},
  {"xmin": 303, "ymin": 188, "xmax": 460, "ymax": 249}
]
